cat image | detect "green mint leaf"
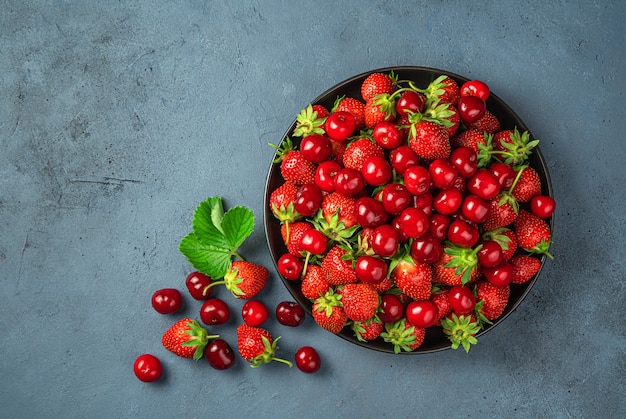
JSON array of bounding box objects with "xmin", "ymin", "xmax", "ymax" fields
[
  {"xmin": 221, "ymin": 206, "xmax": 255, "ymax": 250},
  {"xmin": 179, "ymin": 232, "xmax": 231, "ymax": 279}
]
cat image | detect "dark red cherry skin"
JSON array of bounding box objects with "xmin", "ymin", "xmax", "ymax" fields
[
  {"xmin": 200, "ymin": 298, "xmax": 231, "ymax": 326},
  {"xmin": 295, "ymin": 346, "xmax": 321, "ymax": 373},
  {"xmin": 299, "ymin": 134, "xmax": 332, "ymax": 163},
  {"xmin": 378, "ymin": 293, "xmax": 405, "ymax": 323},
  {"xmin": 205, "ymin": 339, "xmax": 235, "ymax": 370},
  {"xmin": 276, "ymin": 301, "xmax": 305, "ymax": 327},
  {"xmin": 151, "ymin": 288, "xmax": 183, "ymax": 314},
  {"xmin": 185, "ymin": 272, "xmax": 213, "ymax": 300}
]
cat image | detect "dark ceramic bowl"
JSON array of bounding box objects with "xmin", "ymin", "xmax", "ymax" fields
[{"xmin": 264, "ymin": 66, "xmax": 553, "ymax": 354}]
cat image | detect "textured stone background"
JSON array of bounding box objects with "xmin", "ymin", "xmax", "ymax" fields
[{"xmin": 1, "ymin": 1, "xmax": 624, "ymax": 417}]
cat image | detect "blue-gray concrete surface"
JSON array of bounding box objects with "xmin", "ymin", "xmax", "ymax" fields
[{"xmin": 1, "ymin": 1, "xmax": 624, "ymax": 418}]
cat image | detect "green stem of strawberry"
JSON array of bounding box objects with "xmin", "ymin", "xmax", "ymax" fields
[{"xmin": 507, "ymin": 165, "xmax": 527, "ymax": 194}]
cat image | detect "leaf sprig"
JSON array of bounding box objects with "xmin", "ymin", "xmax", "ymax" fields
[{"xmin": 179, "ymin": 196, "xmax": 255, "ymax": 279}]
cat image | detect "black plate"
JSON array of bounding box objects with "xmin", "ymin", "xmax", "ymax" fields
[{"xmin": 263, "ymin": 66, "xmax": 553, "ymax": 354}]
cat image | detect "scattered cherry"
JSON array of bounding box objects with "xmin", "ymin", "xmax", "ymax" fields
[
  {"xmin": 133, "ymin": 354, "xmax": 163, "ymax": 382},
  {"xmin": 275, "ymin": 301, "xmax": 305, "ymax": 327},
  {"xmin": 295, "ymin": 346, "xmax": 321, "ymax": 373},
  {"xmin": 200, "ymin": 298, "xmax": 231, "ymax": 325},
  {"xmin": 205, "ymin": 339, "xmax": 235, "ymax": 370},
  {"xmin": 185, "ymin": 271, "xmax": 213, "ymax": 300},
  {"xmin": 241, "ymin": 300, "xmax": 269, "ymax": 327},
  {"xmin": 151, "ymin": 288, "xmax": 183, "ymax": 314}
]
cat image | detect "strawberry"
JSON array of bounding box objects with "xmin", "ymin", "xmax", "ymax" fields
[
  {"xmin": 361, "ymin": 72, "xmax": 397, "ymax": 102},
  {"xmin": 370, "ymin": 275, "xmax": 394, "ymax": 293},
  {"xmin": 422, "ymin": 75, "xmax": 460, "ymax": 105},
  {"xmin": 431, "ymin": 288, "xmax": 452, "ymax": 326},
  {"xmin": 330, "ymin": 138, "xmax": 348, "ymax": 163},
  {"xmin": 511, "ymin": 166, "xmax": 541, "ymax": 203},
  {"xmin": 312, "ymin": 288, "xmax": 347, "ymax": 334},
  {"xmin": 293, "ymin": 104, "xmax": 327, "ymax": 138},
  {"xmin": 482, "ymin": 227, "xmax": 517, "ymax": 261},
  {"xmin": 408, "ymin": 120, "xmax": 451, "ymax": 161},
  {"xmin": 380, "ymin": 318, "xmax": 426, "ymax": 353},
  {"xmin": 320, "ymin": 245, "xmax": 357, "ymax": 285},
  {"xmin": 466, "ymin": 109, "xmax": 500, "ymax": 133},
  {"xmin": 441, "ymin": 313, "xmax": 480, "ymax": 353},
  {"xmin": 236, "ymin": 324, "xmax": 292, "ymax": 368},
  {"xmin": 280, "ymin": 221, "xmax": 313, "ymax": 255},
  {"xmin": 334, "ymin": 96, "xmax": 366, "ymax": 131},
  {"xmin": 162, "ymin": 318, "xmax": 218, "ymax": 361},
  {"xmin": 301, "ymin": 264, "xmax": 331, "ymax": 300},
  {"xmin": 475, "ymin": 280, "xmax": 510, "ymax": 321},
  {"xmin": 432, "ymin": 245, "xmax": 481, "ymax": 286},
  {"xmin": 280, "ymin": 149, "xmax": 316, "ymax": 185},
  {"xmin": 342, "ymin": 137, "xmax": 384, "ymax": 171},
  {"xmin": 509, "ymin": 254, "xmax": 542, "ymax": 284},
  {"xmin": 513, "ymin": 210, "xmax": 553, "ymax": 258},
  {"xmin": 390, "ymin": 255, "xmax": 432, "ymax": 301},
  {"xmin": 482, "ymin": 192, "xmax": 519, "ymax": 230},
  {"xmin": 222, "ymin": 261, "xmax": 269, "ymax": 299},
  {"xmin": 352, "ymin": 317, "xmax": 384, "ymax": 342},
  {"xmin": 340, "ymin": 283, "xmax": 380, "ymax": 322},
  {"xmin": 451, "ymin": 129, "xmax": 487, "ymax": 153},
  {"xmin": 321, "ymin": 192, "xmax": 357, "ymax": 228},
  {"xmin": 364, "ymin": 96, "xmax": 396, "ymax": 128},
  {"xmin": 269, "ymin": 181, "xmax": 300, "ymax": 224},
  {"xmin": 492, "ymin": 128, "xmax": 538, "ymax": 165},
  {"xmin": 441, "ymin": 104, "xmax": 460, "ymax": 137}
]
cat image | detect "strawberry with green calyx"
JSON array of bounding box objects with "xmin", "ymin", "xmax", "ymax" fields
[
  {"xmin": 301, "ymin": 264, "xmax": 331, "ymax": 300},
  {"xmin": 482, "ymin": 228, "xmax": 516, "ymax": 261},
  {"xmin": 293, "ymin": 104, "xmax": 327, "ymax": 138},
  {"xmin": 270, "ymin": 137, "xmax": 317, "ymax": 185},
  {"xmin": 342, "ymin": 137, "xmax": 384, "ymax": 171},
  {"xmin": 280, "ymin": 220, "xmax": 312, "ymax": 255},
  {"xmin": 162, "ymin": 318, "xmax": 219, "ymax": 361},
  {"xmin": 433, "ymin": 244, "xmax": 482, "ymax": 286},
  {"xmin": 513, "ymin": 210, "xmax": 553, "ymax": 259},
  {"xmin": 269, "ymin": 181, "xmax": 301, "ymax": 225},
  {"xmin": 451, "ymin": 129, "xmax": 488, "ymax": 154},
  {"xmin": 482, "ymin": 192, "xmax": 519, "ymax": 230},
  {"xmin": 510, "ymin": 166, "xmax": 542, "ymax": 203},
  {"xmin": 312, "ymin": 288, "xmax": 348, "ymax": 334},
  {"xmin": 492, "ymin": 128, "xmax": 539, "ymax": 166},
  {"xmin": 311, "ymin": 208, "xmax": 359, "ymax": 246},
  {"xmin": 380, "ymin": 318, "xmax": 426, "ymax": 354},
  {"xmin": 204, "ymin": 260, "xmax": 268, "ymax": 300},
  {"xmin": 407, "ymin": 118, "xmax": 451, "ymax": 161},
  {"xmin": 441, "ymin": 313, "xmax": 481, "ymax": 353},
  {"xmin": 390, "ymin": 253, "xmax": 433, "ymax": 301},
  {"xmin": 475, "ymin": 280, "xmax": 510, "ymax": 321},
  {"xmin": 364, "ymin": 94, "xmax": 397, "ymax": 128},
  {"xmin": 236, "ymin": 324, "xmax": 292, "ymax": 368},
  {"xmin": 361, "ymin": 71, "xmax": 398, "ymax": 102},
  {"xmin": 352, "ymin": 317, "xmax": 384, "ymax": 342},
  {"xmin": 333, "ymin": 96, "xmax": 366, "ymax": 131},
  {"xmin": 320, "ymin": 192, "xmax": 358, "ymax": 229},
  {"xmin": 320, "ymin": 244, "xmax": 358, "ymax": 285},
  {"xmin": 179, "ymin": 196, "xmax": 255, "ymax": 280},
  {"xmin": 405, "ymin": 74, "xmax": 460, "ymax": 105}
]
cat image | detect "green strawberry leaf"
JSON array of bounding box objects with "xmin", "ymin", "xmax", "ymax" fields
[
  {"xmin": 222, "ymin": 206, "xmax": 255, "ymax": 250},
  {"xmin": 179, "ymin": 232, "xmax": 232, "ymax": 279},
  {"xmin": 193, "ymin": 196, "xmax": 226, "ymax": 240}
]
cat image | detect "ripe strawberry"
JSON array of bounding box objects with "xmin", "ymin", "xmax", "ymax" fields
[
  {"xmin": 408, "ymin": 120, "xmax": 451, "ymax": 161},
  {"xmin": 312, "ymin": 288, "xmax": 347, "ymax": 334},
  {"xmin": 475, "ymin": 280, "xmax": 510, "ymax": 321},
  {"xmin": 281, "ymin": 149, "xmax": 316, "ymax": 185},
  {"xmin": 441, "ymin": 313, "xmax": 480, "ymax": 353},
  {"xmin": 293, "ymin": 104, "xmax": 327, "ymax": 137},
  {"xmin": 236, "ymin": 324, "xmax": 292, "ymax": 368},
  {"xmin": 380, "ymin": 318, "xmax": 426, "ymax": 353},
  {"xmin": 335, "ymin": 97, "xmax": 366, "ymax": 131},
  {"xmin": 162, "ymin": 318, "xmax": 218, "ymax": 361},
  {"xmin": 320, "ymin": 245, "xmax": 357, "ymax": 285},
  {"xmin": 431, "ymin": 288, "xmax": 452, "ymax": 326},
  {"xmin": 269, "ymin": 181, "xmax": 300, "ymax": 223},
  {"xmin": 482, "ymin": 193, "xmax": 519, "ymax": 230},
  {"xmin": 513, "ymin": 210, "xmax": 553, "ymax": 258},
  {"xmin": 352, "ymin": 317, "xmax": 384, "ymax": 342},
  {"xmin": 370, "ymin": 275, "xmax": 394, "ymax": 293},
  {"xmin": 281, "ymin": 221, "xmax": 313, "ymax": 255},
  {"xmin": 364, "ymin": 96, "xmax": 396, "ymax": 128},
  {"xmin": 391, "ymin": 256, "xmax": 432, "ymax": 301},
  {"xmin": 432, "ymin": 245, "xmax": 481, "ymax": 286},
  {"xmin": 466, "ymin": 110, "xmax": 500, "ymax": 133},
  {"xmin": 492, "ymin": 128, "xmax": 538, "ymax": 165},
  {"xmin": 482, "ymin": 227, "xmax": 517, "ymax": 261},
  {"xmin": 223, "ymin": 261, "xmax": 269, "ymax": 299},
  {"xmin": 330, "ymin": 138, "xmax": 348, "ymax": 163},
  {"xmin": 340, "ymin": 283, "xmax": 380, "ymax": 322},
  {"xmin": 442, "ymin": 104, "xmax": 460, "ymax": 137},
  {"xmin": 361, "ymin": 72, "xmax": 397, "ymax": 102},
  {"xmin": 423, "ymin": 75, "xmax": 460, "ymax": 105},
  {"xmin": 301, "ymin": 264, "xmax": 331, "ymax": 300},
  {"xmin": 511, "ymin": 166, "xmax": 541, "ymax": 203},
  {"xmin": 451, "ymin": 129, "xmax": 487, "ymax": 153},
  {"xmin": 321, "ymin": 192, "xmax": 357, "ymax": 228},
  {"xmin": 342, "ymin": 137, "xmax": 384, "ymax": 171},
  {"xmin": 509, "ymin": 254, "xmax": 542, "ymax": 284}
]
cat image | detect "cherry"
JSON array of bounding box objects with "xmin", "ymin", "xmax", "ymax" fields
[
  {"xmin": 410, "ymin": 233, "xmax": 442, "ymax": 264},
  {"xmin": 295, "ymin": 346, "xmax": 321, "ymax": 373},
  {"xmin": 185, "ymin": 272, "xmax": 213, "ymax": 300},
  {"xmin": 406, "ymin": 300, "xmax": 438, "ymax": 329},
  {"xmin": 461, "ymin": 194, "xmax": 491, "ymax": 224},
  {"xmin": 205, "ymin": 339, "xmax": 235, "ymax": 370},
  {"xmin": 334, "ymin": 167, "xmax": 365, "ymax": 197},
  {"xmin": 372, "ymin": 121, "xmax": 404, "ymax": 149},
  {"xmin": 378, "ymin": 293, "xmax": 405, "ymax": 323},
  {"xmin": 483, "ymin": 262, "xmax": 514, "ymax": 287},
  {"xmin": 468, "ymin": 169, "xmax": 501, "ymax": 200},
  {"xmin": 361, "ymin": 155, "xmax": 393, "ymax": 186},
  {"xmin": 277, "ymin": 253, "xmax": 304, "ymax": 280},
  {"xmin": 325, "ymin": 111, "xmax": 355, "ymax": 142},
  {"xmin": 448, "ymin": 285, "xmax": 476, "ymax": 314},
  {"xmin": 447, "ymin": 219, "xmax": 480, "ymax": 248},
  {"xmin": 389, "ymin": 145, "xmax": 419, "ymax": 174},
  {"xmin": 530, "ymin": 195, "xmax": 556, "ymax": 219},
  {"xmin": 395, "ymin": 90, "xmax": 426, "ymax": 116},
  {"xmin": 200, "ymin": 298, "xmax": 231, "ymax": 325},
  {"xmin": 381, "ymin": 183, "xmax": 412, "ymax": 215},
  {"xmin": 433, "ymin": 187, "xmax": 463, "ymax": 215},
  {"xmin": 241, "ymin": 300, "xmax": 269, "ymax": 327},
  {"xmin": 460, "ymin": 79, "xmax": 490, "ymax": 101},
  {"xmin": 429, "ymin": 158, "xmax": 458, "ymax": 189},
  {"xmin": 477, "ymin": 240, "xmax": 504, "ymax": 268},
  {"xmin": 458, "ymin": 95, "xmax": 486, "ymax": 123},
  {"xmin": 354, "ymin": 255, "xmax": 388, "ymax": 284},
  {"xmin": 371, "ymin": 224, "xmax": 400, "ymax": 257},
  {"xmin": 293, "ymin": 183, "xmax": 322, "ymax": 217},
  {"xmin": 276, "ymin": 301, "xmax": 305, "ymax": 327},
  {"xmin": 151, "ymin": 288, "xmax": 183, "ymax": 314},
  {"xmin": 489, "ymin": 162, "xmax": 516, "ymax": 189},
  {"xmin": 133, "ymin": 354, "xmax": 162, "ymax": 382},
  {"xmin": 429, "ymin": 213, "xmax": 451, "ymax": 241},
  {"xmin": 299, "ymin": 134, "xmax": 332, "ymax": 163},
  {"xmin": 355, "ymin": 197, "xmax": 388, "ymax": 228},
  {"xmin": 299, "ymin": 229, "xmax": 328, "ymax": 255},
  {"xmin": 403, "ymin": 165, "xmax": 431, "ymax": 196},
  {"xmin": 397, "ymin": 207, "xmax": 429, "ymax": 239},
  {"xmin": 315, "ymin": 160, "xmax": 342, "ymax": 192},
  {"xmin": 450, "ymin": 146, "xmax": 478, "ymax": 178}
]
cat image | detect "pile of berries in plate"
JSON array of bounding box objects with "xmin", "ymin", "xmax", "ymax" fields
[{"xmin": 266, "ymin": 68, "xmax": 554, "ymax": 353}]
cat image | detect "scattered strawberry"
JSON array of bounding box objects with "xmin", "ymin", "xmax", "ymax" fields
[
  {"xmin": 236, "ymin": 324, "xmax": 292, "ymax": 368},
  {"xmin": 162, "ymin": 318, "xmax": 218, "ymax": 361},
  {"xmin": 211, "ymin": 261, "xmax": 269, "ymax": 299}
]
